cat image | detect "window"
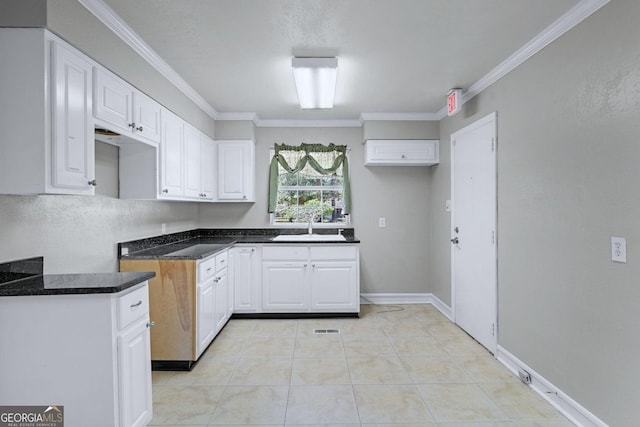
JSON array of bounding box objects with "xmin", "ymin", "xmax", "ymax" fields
[{"xmin": 268, "ymin": 143, "xmax": 351, "ymax": 225}]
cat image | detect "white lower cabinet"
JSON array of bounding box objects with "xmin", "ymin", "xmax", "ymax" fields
[
  {"xmin": 261, "ymin": 245, "xmax": 360, "ymax": 313},
  {"xmin": 262, "ymin": 261, "xmax": 308, "ymax": 311},
  {"xmin": 311, "ymin": 262, "xmax": 359, "ymax": 311},
  {"xmin": 195, "ymin": 250, "xmax": 231, "ymax": 358},
  {"xmin": 0, "ymin": 283, "xmax": 153, "ymax": 427},
  {"xmin": 233, "ymin": 246, "xmax": 262, "ymax": 313},
  {"xmin": 196, "ymin": 277, "xmax": 216, "ymax": 356}
]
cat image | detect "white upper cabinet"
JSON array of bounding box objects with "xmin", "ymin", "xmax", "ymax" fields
[
  {"xmin": 200, "ymin": 136, "xmax": 216, "ymax": 200},
  {"xmin": 159, "ymin": 109, "xmax": 184, "ymax": 198},
  {"xmin": 94, "ymin": 67, "xmax": 161, "ymax": 145},
  {"xmin": 50, "ymin": 40, "xmax": 95, "ymax": 193},
  {"xmin": 183, "ymin": 123, "xmax": 202, "ymax": 199},
  {"xmin": 0, "ymin": 28, "xmax": 95, "ymax": 196},
  {"xmin": 364, "ymin": 139, "xmax": 439, "ymax": 166},
  {"xmin": 215, "ymin": 140, "xmax": 255, "ymax": 202}
]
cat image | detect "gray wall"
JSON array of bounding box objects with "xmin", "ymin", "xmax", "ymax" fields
[
  {"xmin": 199, "ymin": 122, "xmax": 438, "ymax": 294},
  {"xmin": 430, "ymin": 1, "xmax": 640, "ymax": 425}
]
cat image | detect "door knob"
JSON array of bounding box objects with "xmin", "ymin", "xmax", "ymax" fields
[{"xmin": 450, "ymin": 237, "xmax": 459, "ymax": 244}]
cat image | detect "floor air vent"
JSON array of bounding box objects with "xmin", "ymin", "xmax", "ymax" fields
[{"xmin": 313, "ymin": 329, "xmax": 340, "ymax": 334}]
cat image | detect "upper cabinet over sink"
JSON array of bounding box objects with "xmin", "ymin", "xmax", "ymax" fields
[
  {"xmin": 364, "ymin": 139, "xmax": 439, "ymax": 166},
  {"xmin": 0, "ymin": 28, "xmax": 96, "ymax": 196}
]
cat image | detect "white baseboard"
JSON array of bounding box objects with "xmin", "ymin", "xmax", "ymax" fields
[
  {"xmin": 497, "ymin": 346, "xmax": 608, "ymax": 427},
  {"xmin": 360, "ymin": 293, "xmax": 452, "ymax": 320}
]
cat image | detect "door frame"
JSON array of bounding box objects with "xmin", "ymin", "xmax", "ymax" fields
[{"xmin": 450, "ymin": 111, "xmax": 498, "ymax": 354}]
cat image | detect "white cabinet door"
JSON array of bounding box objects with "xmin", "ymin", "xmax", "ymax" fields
[
  {"xmin": 51, "ymin": 41, "xmax": 95, "ymax": 193},
  {"xmin": 133, "ymin": 92, "xmax": 161, "ymax": 144},
  {"xmin": 196, "ymin": 278, "xmax": 216, "ymax": 357},
  {"xmin": 200, "ymin": 136, "xmax": 215, "ymax": 200},
  {"xmin": 183, "ymin": 123, "xmax": 202, "ymax": 199},
  {"xmin": 214, "ymin": 271, "xmax": 228, "ymax": 332},
  {"xmin": 262, "ymin": 262, "xmax": 307, "ymax": 311},
  {"xmin": 159, "ymin": 110, "xmax": 184, "ymax": 198},
  {"xmin": 310, "ymin": 261, "xmax": 358, "ymax": 311},
  {"xmin": 93, "ymin": 67, "xmax": 133, "ymax": 134},
  {"xmin": 216, "ymin": 140, "xmax": 255, "ymax": 201},
  {"xmin": 117, "ymin": 319, "xmax": 153, "ymax": 427},
  {"xmin": 234, "ymin": 247, "xmax": 260, "ymax": 312},
  {"xmin": 94, "ymin": 67, "xmax": 161, "ymax": 145}
]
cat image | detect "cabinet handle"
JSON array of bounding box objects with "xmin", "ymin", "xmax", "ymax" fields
[
  {"xmin": 206, "ymin": 267, "xmax": 212, "ymax": 272},
  {"xmin": 128, "ymin": 122, "xmax": 135, "ymax": 128},
  {"xmin": 220, "ymin": 259, "xmax": 225, "ymax": 263},
  {"xmin": 136, "ymin": 125, "xmax": 144, "ymax": 131},
  {"xmin": 88, "ymin": 179, "xmax": 97, "ymax": 186},
  {"xmin": 243, "ymin": 195, "xmax": 247, "ymax": 200},
  {"xmin": 304, "ymin": 264, "xmax": 308, "ymax": 267},
  {"xmin": 162, "ymin": 189, "xmax": 169, "ymax": 193},
  {"xmin": 147, "ymin": 321, "xmax": 156, "ymax": 328},
  {"xmin": 130, "ymin": 300, "xmax": 143, "ymax": 308},
  {"xmin": 401, "ymin": 154, "xmax": 406, "ymax": 159},
  {"xmin": 214, "ymin": 277, "xmax": 221, "ymax": 283}
]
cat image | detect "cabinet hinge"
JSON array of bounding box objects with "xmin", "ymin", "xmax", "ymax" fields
[
  {"xmin": 491, "ymin": 138, "xmax": 495, "ymax": 152},
  {"xmin": 492, "ymin": 323, "xmax": 495, "ymax": 336},
  {"xmin": 491, "ymin": 230, "xmax": 495, "ymax": 244}
]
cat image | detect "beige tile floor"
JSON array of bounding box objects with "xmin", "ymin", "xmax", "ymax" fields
[{"xmin": 149, "ymin": 304, "xmax": 574, "ymax": 427}]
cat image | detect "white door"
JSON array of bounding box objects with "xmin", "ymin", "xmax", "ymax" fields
[{"xmin": 451, "ymin": 112, "xmax": 497, "ymax": 354}]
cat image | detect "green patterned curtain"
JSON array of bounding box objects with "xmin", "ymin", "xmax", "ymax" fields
[{"xmin": 268, "ymin": 143, "xmax": 351, "ymax": 215}]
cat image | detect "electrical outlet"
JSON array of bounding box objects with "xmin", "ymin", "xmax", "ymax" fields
[
  {"xmin": 611, "ymin": 237, "xmax": 626, "ymax": 263},
  {"xmin": 379, "ymin": 218, "xmax": 386, "ymax": 228}
]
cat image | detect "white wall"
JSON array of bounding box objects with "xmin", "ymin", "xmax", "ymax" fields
[{"xmin": 430, "ymin": 1, "xmax": 640, "ymax": 425}]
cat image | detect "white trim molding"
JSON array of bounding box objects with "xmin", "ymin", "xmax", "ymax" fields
[
  {"xmin": 79, "ymin": 0, "xmax": 609, "ymax": 127},
  {"xmin": 438, "ymin": 0, "xmax": 610, "ymax": 119},
  {"xmin": 360, "ymin": 293, "xmax": 452, "ymax": 320},
  {"xmin": 497, "ymin": 346, "xmax": 609, "ymax": 427},
  {"xmin": 77, "ymin": 0, "xmax": 218, "ymax": 119}
]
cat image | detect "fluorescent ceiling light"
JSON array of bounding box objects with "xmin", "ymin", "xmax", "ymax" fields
[{"xmin": 292, "ymin": 57, "xmax": 338, "ymax": 110}]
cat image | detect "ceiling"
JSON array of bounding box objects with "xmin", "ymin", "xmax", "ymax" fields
[{"xmin": 97, "ymin": 0, "xmax": 581, "ymax": 124}]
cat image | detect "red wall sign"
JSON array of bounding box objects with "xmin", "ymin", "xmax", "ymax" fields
[{"xmin": 447, "ymin": 89, "xmax": 462, "ymax": 116}]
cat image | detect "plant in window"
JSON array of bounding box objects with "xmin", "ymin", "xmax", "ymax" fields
[{"xmin": 269, "ymin": 143, "xmax": 351, "ymax": 225}]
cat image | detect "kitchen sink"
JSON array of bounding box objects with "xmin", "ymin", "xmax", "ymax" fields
[{"xmin": 271, "ymin": 234, "xmax": 346, "ymax": 242}]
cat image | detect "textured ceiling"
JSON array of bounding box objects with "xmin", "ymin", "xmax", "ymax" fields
[{"xmin": 102, "ymin": 0, "xmax": 579, "ymax": 121}]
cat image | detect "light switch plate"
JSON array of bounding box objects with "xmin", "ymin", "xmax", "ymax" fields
[
  {"xmin": 611, "ymin": 237, "xmax": 626, "ymax": 263},
  {"xmin": 379, "ymin": 218, "xmax": 386, "ymax": 228}
]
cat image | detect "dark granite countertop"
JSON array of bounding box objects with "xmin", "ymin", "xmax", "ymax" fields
[
  {"xmin": 0, "ymin": 257, "xmax": 155, "ymax": 297},
  {"xmin": 119, "ymin": 228, "xmax": 360, "ymax": 261}
]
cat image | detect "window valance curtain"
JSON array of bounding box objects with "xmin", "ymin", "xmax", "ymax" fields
[{"xmin": 268, "ymin": 143, "xmax": 351, "ymax": 215}]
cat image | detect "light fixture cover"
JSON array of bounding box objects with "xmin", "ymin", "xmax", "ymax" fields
[{"xmin": 292, "ymin": 57, "xmax": 338, "ymax": 110}]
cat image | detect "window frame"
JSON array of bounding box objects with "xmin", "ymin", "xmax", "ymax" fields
[{"xmin": 269, "ymin": 147, "xmax": 351, "ymax": 228}]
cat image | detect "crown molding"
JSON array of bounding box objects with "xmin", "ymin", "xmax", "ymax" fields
[
  {"xmin": 360, "ymin": 112, "xmax": 441, "ymax": 122},
  {"xmin": 79, "ymin": 0, "xmax": 609, "ymax": 127},
  {"xmin": 215, "ymin": 112, "xmax": 258, "ymax": 122},
  {"xmin": 255, "ymin": 118, "xmax": 364, "ymax": 128},
  {"xmin": 77, "ymin": 0, "xmax": 218, "ymax": 119},
  {"xmin": 442, "ymin": 0, "xmax": 610, "ymax": 118}
]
